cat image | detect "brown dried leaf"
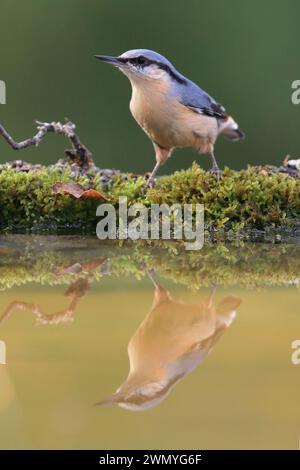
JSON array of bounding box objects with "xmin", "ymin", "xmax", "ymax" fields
[
  {"xmin": 53, "ymin": 182, "xmax": 108, "ymax": 201},
  {"xmin": 81, "ymin": 189, "xmax": 108, "ymax": 200},
  {"xmin": 52, "ymin": 258, "xmax": 107, "ymax": 278},
  {"xmin": 52, "ymin": 263, "xmax": 83, "ymax": 276},
  {"xmin": 80, "ymin": 259, "xmax": 107, "ymax": 271}
]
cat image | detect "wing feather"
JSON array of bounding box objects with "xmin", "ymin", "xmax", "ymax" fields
[{"xmin": 179, "ymin": 79, "xmax": 227, "ymax": 119}]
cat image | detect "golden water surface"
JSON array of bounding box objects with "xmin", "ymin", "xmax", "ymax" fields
[{"xmin": 0, "ymin": 236, "xmax": 299, "ymax": 449}]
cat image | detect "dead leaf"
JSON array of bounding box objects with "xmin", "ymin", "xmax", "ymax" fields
[
  {"xmin": 52, "ymin": 258, "xmax": 107, "ymax": 277},
  {"xmin": 81, "ymin": 258, "xmax": 107, "ymax": 272},
  {"xmin": 53, "ymin": 182, "xmax": 108, "ymax": 201},
  {"xmin": 52, "ymin": 263, "xmax": 83, "ymax": 276},
  {"xmin": 81, "ymin": 189, "xmax": 108, "ymax": 200}
]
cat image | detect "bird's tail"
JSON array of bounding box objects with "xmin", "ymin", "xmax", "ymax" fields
[{"xmin": 220, "ymin": 115, "xmax": 245, "ymax": 141}]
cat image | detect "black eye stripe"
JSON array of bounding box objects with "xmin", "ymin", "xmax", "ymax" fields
[
  {"xmin": 127, "ymin": 56, "xmax": 148, "ymax": 66},
  {"xmin": 120, "ymin": 56, "xmax": 187, "ymax": 85}
]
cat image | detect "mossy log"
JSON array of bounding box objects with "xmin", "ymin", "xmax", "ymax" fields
[
  {"xmin": 0, "ymin": 120, "xmax": 299, "ymax": 233},
  {"xmin": 0, "ymin": 160, "xmax": 298, "ymax": 233}
]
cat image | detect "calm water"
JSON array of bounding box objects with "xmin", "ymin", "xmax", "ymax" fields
[{"xmin": 0, "ymin": 235, "xmax": 299, "ymax": 449}]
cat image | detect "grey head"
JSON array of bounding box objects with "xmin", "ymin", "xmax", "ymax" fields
[
  {"xmin": 95, "ymin": 48, "xmax": 187, "ymax": 84},
  {"xmin": 95, "ymin": 374, "xmax": 184, "ymax": 411},
  {"xmin": 95, "ymin": 49, "xmax": 228, "ymax": 119}
]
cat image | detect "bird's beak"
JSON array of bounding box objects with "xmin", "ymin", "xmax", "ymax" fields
[{"xmin": 95, "ymin": 55, "xmax": 121, "ymax": 66}]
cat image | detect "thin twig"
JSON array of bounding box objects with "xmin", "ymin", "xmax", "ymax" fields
[
  {"xmin": 0, "ymin": 120, "xmax": 94, "ymax": 169},
  {"xmin": 0, "ymin": 279, "xmax": 90, "ymax": 325}
]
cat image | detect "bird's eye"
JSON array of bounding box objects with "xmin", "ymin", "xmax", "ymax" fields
[{"xmin": 135, "ymin": 57, "xmax": 147, "ymax": 66}]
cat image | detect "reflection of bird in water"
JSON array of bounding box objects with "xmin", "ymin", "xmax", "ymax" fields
[
  {"xmin": 0, "ymin": 258, "xmax": 106, "ymax": 325},
  {"xmin": 96, "ymin": 273, "xmax": 241, "ymax": 411}
]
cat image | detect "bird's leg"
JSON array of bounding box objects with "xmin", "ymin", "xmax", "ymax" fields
[
  {"xmin": 147, "ymin": 270, "xmax": 171, "ymax": 309},
  {"xmin": 209, "ymin": 152, "xmax": 222, "ymax": 180},
  {"xmin": 208, "ymin": 285, "xmax": 218, "ymax": 308},
  {"xmin": 146, "ymin": 142, "xmax": 171, "ymax": 188},
  {"xmin": 147, "ymin": 269, "xmax": 160, "ymax": 288},
  {"xmin": 147, "ymin": 162, "xmax": 161, "ymax": 187}
]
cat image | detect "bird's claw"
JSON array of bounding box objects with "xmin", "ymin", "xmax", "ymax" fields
[
  {"xmin": 209, "ymin": 167, "xmax": 222, "ymax": 181},
  {"xmin": 141, "ymin": 178, "xmax": 154, "ymax": 195},
  {"xmin": 147, "ymin": 177, "xmax": 156, "ymax": 188}
]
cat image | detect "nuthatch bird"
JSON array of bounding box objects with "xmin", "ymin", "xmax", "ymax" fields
[
  {"xmin": 96, "ymin": 49, "xmax": 245, "ymax": 186},
  {"xmin": 96, "ymin": 276, "xmax": 241, "ymax": 411}
]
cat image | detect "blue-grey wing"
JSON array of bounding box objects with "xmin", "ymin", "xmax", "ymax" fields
[{"xmin": 179, "ymin": 79, "xmax": 227, "ymax": 119}]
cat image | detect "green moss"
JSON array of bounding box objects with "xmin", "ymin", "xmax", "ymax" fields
[
  {"xmin": 0, "ymin": 166, "xmax": 97, "ymax": 231},
  {"xmin": 0, "ymin": 162, "xmax": 299, "ymax": 232},
  {"xmin": 142, "ymin": 163, "xmax": 300, "ymax": 230}
]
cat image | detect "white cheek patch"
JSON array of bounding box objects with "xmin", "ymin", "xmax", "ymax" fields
[{"xmin": 145, "ymin": 64, "xmax": 168, "ymax": 80}]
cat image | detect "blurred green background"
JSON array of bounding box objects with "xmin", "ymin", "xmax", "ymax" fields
[{"xmin": 0, "ymin": 0, "xmax": 299, "ymax": 174}]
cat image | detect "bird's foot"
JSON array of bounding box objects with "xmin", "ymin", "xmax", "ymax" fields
[
  {"xmin": 141, "ymin": 177, "xmax": 155, "ymax": 195},
  {"xmin": 146, "ymin": 176, "xmax": 156, "ymax": 188},
  {"xmin": 209, "ymin": 166, "xmax": 222, "ymax": 181}
]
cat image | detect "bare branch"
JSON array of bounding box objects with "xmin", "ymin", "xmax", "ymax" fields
[
  {"xmin": 0, "ymin": 279, "xmax": 90, "ymax": 325},
  {"xmin": 0, "ymin": 120, "xmax": 94, "ymax": 169}
]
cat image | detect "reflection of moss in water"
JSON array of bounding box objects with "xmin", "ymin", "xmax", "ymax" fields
[
  {"xmin": 0, "ymin": 162, "xmax": 299, "ymax": 231},
  {"xmin": 0, "ymin": 236, "xmax": 299, "ymax": 290},
  {"xmin": 109, "ymin": 241, "xmax": 300, "ymax": 289}
]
